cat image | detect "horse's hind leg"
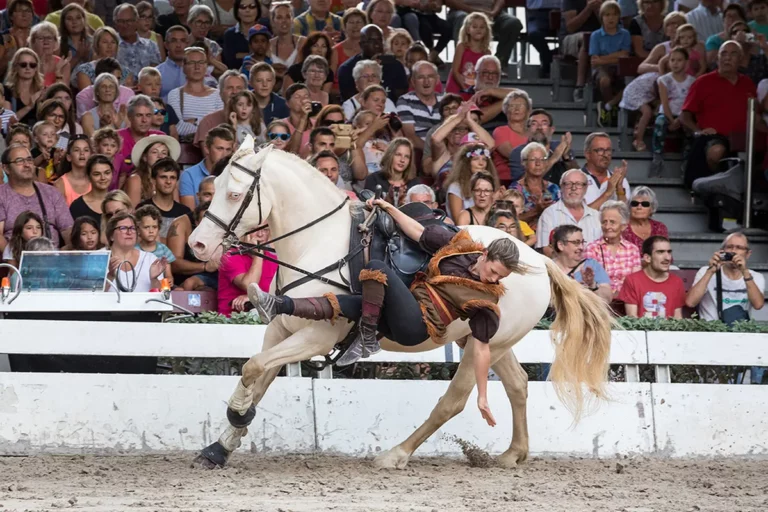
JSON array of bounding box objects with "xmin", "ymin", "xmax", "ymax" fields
[
  {"xmin": 492, "ymin": 349, "xmax": 530, "ymax": 467},
  {"xmin": 374, "ymin": 339, "xmax": 479, "ymax": 470}
]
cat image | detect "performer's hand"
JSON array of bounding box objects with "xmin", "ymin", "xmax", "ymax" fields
[
  {"xmin": 478, "ymin": 396, "xmax": 496, "ymax": 427},
  {"xmin": 365, "ymin": 197, "xmax": 392, "ymax": 212}
]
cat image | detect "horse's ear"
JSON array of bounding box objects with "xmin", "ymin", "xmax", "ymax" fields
[{"xmin": 240, "ymin": 134, "xmax": 255, "ymax": 152}]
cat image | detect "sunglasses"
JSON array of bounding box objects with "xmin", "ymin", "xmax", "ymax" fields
[
  {"xmin": 18, "ymin": 61, "xmax": 37, "ymax": 69},
  {"xmin": 321, "ymin": 119, "xmax": 344, "ymax": 126},
  {"xmin": 268, "ymin": 132, "xmax": 290, "ymax": 141},
  {"xmin": 630, "ymin": 200, "xmax": 651, "ymax": 207},
  {"xmin": 154, "ymin": 108, "xmax": 167, "ymax": 116}
]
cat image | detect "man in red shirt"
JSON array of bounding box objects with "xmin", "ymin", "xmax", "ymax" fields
[
  {"xmin": 618, "ymin": 236, "xmax": 686, "ymax": 319},
  {"xmin": 680, "ymin": 41, "xmax": 759, "ymax": 190}
]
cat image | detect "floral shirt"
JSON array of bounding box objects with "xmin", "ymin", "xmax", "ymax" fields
[
  {"xmin": 584, "ymin": 238, "xmax": 642, "ymax": 295},
  {"xmin": 513, "ymin": 179, "xmax": 561, "ymax": 228},
  {"xmin": 117, "ymin": 36, "xmax": 161, "ymax": 82}
]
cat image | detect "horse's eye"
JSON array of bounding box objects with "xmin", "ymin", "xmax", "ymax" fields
[{"xmin": 228, "ymin": 192, "xmax": 241, "ymax": 201}]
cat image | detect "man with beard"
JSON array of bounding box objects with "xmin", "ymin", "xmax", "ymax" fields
[
  {"xmin": 508, "ymin": 109, "xmax": 578, "ymax": 185},
  {"xmin": 468, "ymin": 56, "xmax": 520, "ymax": 123},
  {"xmin": 618, "ymin": 236, "xmax": 686, "ymax": 319},
  {"xmin": 536, "ymin": 169, "xmax": 601, "ymax": 256}
]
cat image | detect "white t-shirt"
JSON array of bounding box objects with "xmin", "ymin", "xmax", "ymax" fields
[
  {"xmin": 584, "ymin": 170, "xmax": 631, "ymax": 206},
  {"xmin": 445, "ymin": 182, "xmax": 474, "ymax": 220},
  {"xmin": 657, "ymin": 73, "xmax": 696, "ymax": 116},
  {"xmin": 342, "ymin": 96, "xmax": 397, "ymax": 122},
  {"xmin": 757, "ymin": 78, "xmax": 768, "ymax": 126},
  {"xmin": 692, "ymin": 266, "xmax": 765, "ymax": 321},
  {"xmin": 114, "ymin": 250, "xmax": 164, "ymax": 293}
]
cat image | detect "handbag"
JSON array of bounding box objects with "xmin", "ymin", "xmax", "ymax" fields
[
  {"xmin": 716, "ymin": 269, "xmax": 750, "ymax": 326},
  {"xmin": 32, "ymin": 183, "xmax": 60, "ymax": 246}
]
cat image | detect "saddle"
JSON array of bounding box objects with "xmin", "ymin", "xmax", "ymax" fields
[{"xmin": 347, "ymin": 192, "xmax": 458, "ymax": 293}]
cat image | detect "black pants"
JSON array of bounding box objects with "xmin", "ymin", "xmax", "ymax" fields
[
  {"xmin": 337, "ymin": 260, "xmax": 429, "ymax": 346},
  {"xmin": 684, "ymin": 134, "xmax": 731, "ymax": 189}
]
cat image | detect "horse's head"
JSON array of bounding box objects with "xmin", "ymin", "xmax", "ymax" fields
[{"xmin": 189, "ymin": 136, "xmax": 275, "ymax": 263}]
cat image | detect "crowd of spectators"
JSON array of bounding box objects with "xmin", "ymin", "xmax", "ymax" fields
[{"xmin": 0, "ymin": 0, "xmax": 762, "ymax": 337}]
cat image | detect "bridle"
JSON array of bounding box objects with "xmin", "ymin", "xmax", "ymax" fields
[
  {"xmin": 204, "ymin": 160, "xmax": 265, "ymax": 251},
  {"xmin": 202, "ymin": 156, "xmax": 355, "ymax": 295}
]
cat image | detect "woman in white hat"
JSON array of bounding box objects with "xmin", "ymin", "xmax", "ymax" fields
[{"xmin": 124, "ymin": 134, "xmax": 181, "ymax": 206}]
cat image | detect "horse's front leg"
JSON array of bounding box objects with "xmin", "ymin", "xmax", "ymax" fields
[{"xmin": 492, "ymin": 349, "xmax": 530, "ymax": 467}]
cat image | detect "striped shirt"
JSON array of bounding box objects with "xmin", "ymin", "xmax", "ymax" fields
[
  {"xmin": 396, "ymin": 92, "xmax": 442, "ymax": 140},
  {"xmin": 536, "ymin": 200, "xmax": 602, "ymax": 248},
  {"xmin": 167, "ymin": 88, "xmax": 224, "ymax": 138},
  {"xmin": 584, "ymin": 238, "xmax": 641, "ymax": 295},
  {"xmin": 686, "ymin": 4, "xmax": 723, "ymax": 42}
]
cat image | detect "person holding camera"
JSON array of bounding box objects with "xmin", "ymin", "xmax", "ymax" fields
[{"xmin": 685, "ymin": 232, "xmax": 765, "ymax": 323}]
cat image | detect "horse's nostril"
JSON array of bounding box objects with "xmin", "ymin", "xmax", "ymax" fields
[{"xmin": 193, "ymin": 242, "xmax": 206, "ymax": 251}]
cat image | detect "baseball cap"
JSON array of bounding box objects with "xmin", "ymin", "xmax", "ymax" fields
[{"xmin": 249, "ymin": 24, "xmax": 272, "ymax": 40}]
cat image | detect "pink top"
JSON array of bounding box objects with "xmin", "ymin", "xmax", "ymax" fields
[
  {"xmin": 76, "ymin": 85, "xmax": 135, "ymax": 120},
  {"xmin": 584, "ymin": 238, "xmax": 642, "ymax": 295},
  {"xmin": 621, "ymin": 219, "xmax": 669, "ymax": 252},
  {"xmin": 492, "ymin": 126, "xmax": 528, "ymax": 183},
  {"xmin": 58, "ymin": 173, "xmax": 91, "ymax": 206},
  {"xmin": 446, "ymin": 47, "xmax": 487, "ymax": 98},
  {"xmin": 218, "ymin": 250, "xmax": 278, "ymax": 317},
  {"xmin": 112, "ymin": 128, "xmax": 165, "ymax": 190}
]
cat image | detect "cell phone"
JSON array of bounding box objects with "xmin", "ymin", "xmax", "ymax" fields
[{"xmin": 329, "ymin": 123, "xmax": 353, "ymax": 150}]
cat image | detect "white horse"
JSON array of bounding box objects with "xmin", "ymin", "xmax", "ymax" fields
[{"xmin": 188, "ymin": 138, "xmax": 613, "ymax": 469}]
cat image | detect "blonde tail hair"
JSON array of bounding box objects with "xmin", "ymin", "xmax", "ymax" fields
[{"xmin": 544, "ymin": 259, "xmax": 613, "ymax": 421}]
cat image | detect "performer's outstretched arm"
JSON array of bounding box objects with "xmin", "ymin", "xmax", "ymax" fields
[
  {"xmin": 472, "ymin": 337, "xmax": 496, "ymax": 427},
  {"xmin": 370, "ymin": 198, "xmax": 425, "ymax": 242}
]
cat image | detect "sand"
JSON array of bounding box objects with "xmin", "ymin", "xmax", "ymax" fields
[{"xmin": 1, "ymin": 453, "xmax": 767, "ymax": 511}]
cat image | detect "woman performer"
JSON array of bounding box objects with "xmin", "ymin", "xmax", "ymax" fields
[{"xmin": 250, "ymin": 197, "xmax": 523, "ymax": 424}]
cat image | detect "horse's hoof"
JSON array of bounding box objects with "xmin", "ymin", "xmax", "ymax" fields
[
  {"xmin": 227, "ymin": 405, "xmax": 256, "ymax": 428},
  {"xmin": 373, "ymin": 446, "xmax": 410, "ymax": 470},
  {"xmin": 194, "ymin": 442, "xmax": 231, "ymax": 469},
  {"xmin": 498, "ymin": 447, "xmax": 528, "ymax": 468}
]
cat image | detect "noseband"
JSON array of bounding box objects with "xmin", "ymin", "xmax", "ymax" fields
[{"xmin": 203, "ymin": 160, "xmax": 264, "ymax": 250}]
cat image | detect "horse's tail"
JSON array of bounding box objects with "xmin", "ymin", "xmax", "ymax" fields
[{"xmin": 544, "ymin": 258, "xmax": 613, "ymax": 421}]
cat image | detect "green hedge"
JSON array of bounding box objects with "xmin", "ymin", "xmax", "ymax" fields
[{"xmin": 176, "ymin": 311, "xmax": 768, "ymax": 333}]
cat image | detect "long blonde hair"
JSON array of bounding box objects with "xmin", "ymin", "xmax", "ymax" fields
[
  {"xmin": 458, "ymin": 12, "xmax": 492, "ymax": 51},
  {"xmin": 444, "ymin": 142, "xmax": 498, "ymax": 199},
  {"xmin": 379, "ymin": 137, "xmax": 416, "ymax": 182},
  {"xmin": 5, "ymin": 48, "xmax": 44, "ymax": 93}
]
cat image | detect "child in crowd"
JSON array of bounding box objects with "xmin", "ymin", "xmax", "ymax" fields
[
  {"xmin": 388, "ymin": 29, "xmax": 413, "ymax": 75},
  {"xmin": 227, "ymin": 90, "xmax": 265, "ymax": 144},
  {"xmin": 134, "ymin": 204, "xmax": 176, "ymax": 285},
  {"xmin": 31, "ymin": 120, "xmax": 61, "ymax": 183},
  {"xmin": 590, "ymin": 1, "xmax": 631, "ymax": 128},
  {"xmin": 3, "ymin": 211, "xmax": 44, "ymax": 268},
  {"xmin": 351, "ymin": 109, "xmax": 389, "ymax": 175},
  {"xmin": 660, "ymin": 24, "xmax": 705, "ymax": 77},
  {"xmin": 91, "ymin": 127, "xmax": 121, "ymax": 162},
  {"xmin": 137, "ymin": 67, "xmax": 162, "ymax": 98},
  {"xmin": 69, "ymin": 216, "xmax": 105, "ymax": 251},
  {"xmin": 151, "ymin": 97, "xmax": 179, "ymax": 139},
  {"xmin": 749, "ymin": 0, "xmax": 768, "ymax": 38},
  {"xmin": 651, "ymin": 47, "xmax": 695, "ymax": 177},
  {"xmin": 240, "ymin": 25, "xmax": 273, "ymax": 80},
  {"xmin": 501, "ymin": 189, "xmax": 537, "ymax": 247},
  {"xmin": 446, "ymin": 12, "xmax": 492, "ymax": 97}
]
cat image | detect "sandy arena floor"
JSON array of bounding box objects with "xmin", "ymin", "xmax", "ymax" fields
[{"xmin": 1, "ymin": 453, "xmax": 767, "ymax": 511}]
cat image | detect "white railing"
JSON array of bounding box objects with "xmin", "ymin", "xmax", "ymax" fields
[{"xmin": 1, "ymin": 320, "xmax": 767, "ymax": 458}]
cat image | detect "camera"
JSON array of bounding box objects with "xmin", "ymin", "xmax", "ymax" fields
[
  {"xmin": 720, "ymin": 251, "xmax": 735, "ymax": 261},
  {"xmin": 387, "ymin": 112, "xmax": 402, "ymax": 132},
  {"xmin": 310, "ymin": 101, "xmax": 323, "ymax": 117}
]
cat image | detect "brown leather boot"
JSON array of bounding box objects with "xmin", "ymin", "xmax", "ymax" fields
[{"xmin": 337, "ymin": 269, "xmax": 387, "ymax": 366}]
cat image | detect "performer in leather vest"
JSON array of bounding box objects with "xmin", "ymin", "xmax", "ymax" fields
[{"xmin": 250, "ymin": 196, "xmax": 522, "ymax": 373}]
